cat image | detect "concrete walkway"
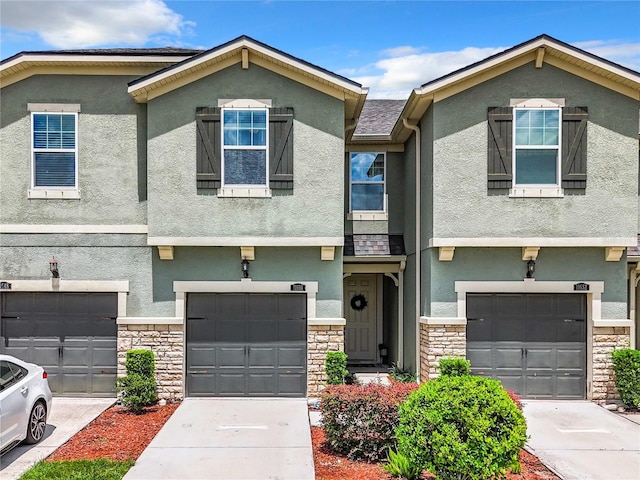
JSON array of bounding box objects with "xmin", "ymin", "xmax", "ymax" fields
[
  {"xmin": 523, "ymin": 401, "xmax": 640, "ymax": 480},
  {"xmin": 0, "ymin": 397, "xmax": 115, "ymax": 480},
  {"xmin": 123, "ymin": 398, "xmax": 314, "ymax": 480}
]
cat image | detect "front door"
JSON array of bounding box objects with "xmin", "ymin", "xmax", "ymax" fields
[{"xmin": 344, "ymin": 275, "xmax": 378, "ymax": 363}]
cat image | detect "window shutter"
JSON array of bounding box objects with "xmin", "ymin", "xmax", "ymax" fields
[
  {"xmin": 487, "ymin": 107, "xmax": 513, "ymax": 190},
  {"xmin": 269, "ymin": 107, "xmax": 294, "ymax": 190},
  {"xmin": 196, "ymin": 107, "xmax": 221, "ymax": 190},
  {"xmin": 562, "ymin": 107, "xmax": 588, "ymax": 191}
]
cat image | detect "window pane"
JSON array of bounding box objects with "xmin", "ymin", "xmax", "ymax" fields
[
  {"xmin": 33, "ymin": 114, "xmax": 47, "ymax": 131},
  {"xmin": 515, "ymin": 149, "xmax": 558, "ymax": 185},
  {"xmin": 34, "ymin": 152, "xmax": 76, "ymax": 187},
  {"xmin": 237, "ymin": 110, "xmax": 252, "ymax": 128},
  {"xmin": 224, "ymin": 150, "xmax": 266, "ymax": 185},
  {"xmin": 352, "ymin": 184, "xmax": 384, "ymax": 211},
  {"xmin": 351, "ymin": 153, "xmax": 384, "ymax": 182},
  {"xmin": 61, "ymin": 115, "xmax": 75, "ymax": 131},
  {"xmin": 544, "ymin": 128, "xmax": 558, "ymax": 146},
  {"xmin": 252, "ymin": 129, "xmax": 266, "ymax": 146},
  {"xmin": 224, "ymin": 110, "xmax": 238, "ymax": 126},
  {"xmin": 224, "ymin": 128, "xmax": 237, "ymax": 145},
  {"xmin": 238, "ymin": 129, "xmax": 252, "ymax": 146},
  {"xmin": 47, "ymin": 132, "xmax": 62, "ymax": 148},
  {"xmin": 48, "ymin": 115, "xmax": 61, "ymax": 131},
  {"xmin": 252, "ymin": 110, "xmax": 266, "ymax": 128}
]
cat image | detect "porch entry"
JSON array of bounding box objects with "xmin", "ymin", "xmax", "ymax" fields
[{"xmin": 344, "ymin": 275, "xmax": 380, "ymax": 364}]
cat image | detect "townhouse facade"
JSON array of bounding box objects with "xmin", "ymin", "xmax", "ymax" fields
[{"xmin": 1, "ymin": 35, "xmax": 638, "ymax": 402}]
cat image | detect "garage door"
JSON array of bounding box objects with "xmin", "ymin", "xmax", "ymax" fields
[
  {"xmin": 0, "ymin": 292, "xmax": 118, "ymax": 396},
  {"xmin": 466, "ymin": 293, "xmax": 586, "ymax": 399},
  {"xmin": 186, "ymin": 293, "xmax": 307, "ymax": 397}
]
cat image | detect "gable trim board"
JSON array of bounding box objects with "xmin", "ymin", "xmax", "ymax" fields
[
  {"xmin": 147, "ymin": 236, "xmax": 344, "ymax": 247},
  {"xmin": 429, "ymin": 237, "xmax": 637, "ymax": 248}
]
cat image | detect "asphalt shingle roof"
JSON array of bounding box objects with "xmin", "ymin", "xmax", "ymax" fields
[{"xmin": 353, "ymin": 99, "xmax": 406, "ymax": 136}]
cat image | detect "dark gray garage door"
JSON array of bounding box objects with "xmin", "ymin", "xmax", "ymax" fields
[
  {"xmin": 466, "ymin": 293, "xmax": 586, "ymax": 399},
  {"xmin": 186, "ymin": 293, "xmax": 307, "ymax": 397},
  {"xmin": 1, "ymin": 292, "xmax": 118, "ymax": 396}
]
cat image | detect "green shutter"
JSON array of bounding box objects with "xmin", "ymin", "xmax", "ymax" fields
[
  {"xmin": 196, "ymin": 107, "xmax": 221, "ymax": 190},
  {"xmin": 562, "ymin": 107, "xmax": 588, "ymax": 191},
  {"xmin": 269, "ymin": 107, "xmax": 294, "ymax": 190},
  {"xmin": 487, "ymin": 107, "xmax": 513, "ymax": 190}
]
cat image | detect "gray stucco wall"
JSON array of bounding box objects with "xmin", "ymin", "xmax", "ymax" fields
[
  {"xmin": 146, "ymin": 63, "xmax": 345, "ymax": 239},
  {"xmin": 430, "ymin": 63, "xmax": 638, "ymax": 239},
  {"xmin": 0, "ymin": 75, "xmax": 147, "ymax": 225},
  {"xmin": 428, "ymin": 247, "xmax": 628, "ymax": 320}
]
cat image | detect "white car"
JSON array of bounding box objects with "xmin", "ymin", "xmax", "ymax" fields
[{"xmin": 0, "ymin": 354, "xmax": 53, "ymax": 454}]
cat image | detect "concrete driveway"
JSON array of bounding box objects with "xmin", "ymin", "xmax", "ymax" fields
[
  {"xmin": 0, "ymin": 397, "xmax": 115, "ymax": 480},
  {"xmin": 523, "ymin": 401, "xmax": 640, "ymax": 480},
  {"xmin": 123, "ymin": 398, "xmax": 314, "ymax": 480}
]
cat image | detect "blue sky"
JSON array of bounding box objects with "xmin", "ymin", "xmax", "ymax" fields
[{"xmin": 1, "ymin": 0, "xmax": 638, "ymax": 98}]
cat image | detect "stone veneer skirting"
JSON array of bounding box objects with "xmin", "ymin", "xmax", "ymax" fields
[
  {"xmin": 117, "ymin": 324, "xmax": 184, "ymax": 400},
  {"xmin": 419, "ymin": 323, "xmax": 466, "ymax": 380},
  {"xmin": 307, "ymin": 324, "xmax": 345, "ymax": 396},
  {"xmin": 592, "ymin": 326, "xmax": 630, "ymax": 402}
]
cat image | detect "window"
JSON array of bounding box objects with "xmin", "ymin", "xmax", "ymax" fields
[
  {"xmin": 513, "ymin": 108, "xmax": 561, "ymax": 186},
  {"xmin": 31, "ymin": 112, "xmax": 78, "ymax": 190},
  {"xmin": 222, "ymin": 108, "xmax": 268, "ymax": 187},
  {"xmin": 350, "ymin": 152, "xmax": 385, "ymax": 211}
]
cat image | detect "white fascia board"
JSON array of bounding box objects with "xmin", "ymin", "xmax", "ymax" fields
[
  {"xmin": 117, "ymin": 317, "xmax": 183, "ymax": 325},
  {"xmin": 455, "ymin": 280, "xmax": 604, "ymax": 294},
  {"xmin": 148, "ymin": 236, "xmax": 344, "ymax": 247},
  {"xmin": 429, "ymin": 237, "xmax": 638, "ymax": 248},
  {"xmin": 0, "ymin": 280, "xmax": 129, "ymax": 292},
  {"xmin": 1, "ymin": 224, "xmax": 148, "ymax": 234},
  {"xmin": 1, "ymin": 54, "xmax": 191, "ymax": 72},
  {"xmin": 127, "ymin": 38, "xmax": 367, "ymax": 96},
  {"xmin": 174, "ymin": 280, "xmax": 319, "ymax": 294},
  {"xmin": 308, "ymin": 318, "xmax": 346, "ymax": 326}
]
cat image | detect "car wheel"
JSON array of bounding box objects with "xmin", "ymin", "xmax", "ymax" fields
[{"xmin": 25, "ymin": 402, "xmax": 47, "ymax": 444}]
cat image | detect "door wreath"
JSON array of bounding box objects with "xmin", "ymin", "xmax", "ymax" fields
[{"xmin": 350, "ymin": 294, "xmax": 368, "ymax": 311}]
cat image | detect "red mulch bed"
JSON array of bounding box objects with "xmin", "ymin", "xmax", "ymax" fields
[
  {"xmin": 311, "ymin": 427, "xmax": 559, "ymax": 480},
  {"xmin": 47, "ymin": 402, "xmax": 180, "ymax": 462}
]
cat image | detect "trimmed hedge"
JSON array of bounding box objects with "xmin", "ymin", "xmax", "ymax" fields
[
  {"xmin": 325, "ymin": 351, "xmax": 349, "ymax": 385},
  {"xmin": 116, "ymin": 349, "xmax": 157, "ymax": 414},
  {"xmin": 397, "ymin": 375, "xmax": 527, "ymax": 480},
  {"xmin": 321, "ymin": 382, "xmax": 419, "ymax": 461},
  {"xmin": 438, "ymin": 358, "xmax": 470, "ymax": 377},
  {"xmin": 612, "ymin": 349, "xmax": 640, "ymax": 409}
]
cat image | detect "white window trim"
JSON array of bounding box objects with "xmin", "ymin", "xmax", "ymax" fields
[
  {"xmin": 29, "ymin": 110, "xmax": 79, "ymax": 199},
  {"xmin": 512, "ymin": 106, "xmax": 562, "ymax": 191},
  {"xmin": 220, "ymin": 107, "xmax": 270, "ymax": 195},
  {"xmin": 349, "ymin": 152, "xmax": 386, "ymax": 215}
]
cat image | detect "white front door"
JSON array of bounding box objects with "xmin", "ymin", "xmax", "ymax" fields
[{"xmin": 344, "ymin": 275, "xmax": 378, "ymax": 363}]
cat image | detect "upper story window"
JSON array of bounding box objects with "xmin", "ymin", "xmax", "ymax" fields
[
  {"xmin": 350, "ymin": 152, "xmax": 385, "ymax": 211},
  {"xmin": 222, "ymin": 108, "xmax": 268, "ymax": 187},
  {"xmin": 513, "ymin": 107, "xmax": 561, "ymax": 186}
]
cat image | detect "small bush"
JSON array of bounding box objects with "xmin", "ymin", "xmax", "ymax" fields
[
  {"xmin": 321, "ymin": 382, "xmax": 419, "ymax": 461},
  {"xmin": 389, "ymin": 363, "xmax": 417, "ymax": 383},
  {"xmin": 125, "ymin": 349, "xmax": 155, "ymax": 377},
  {"xmin": 612, "ymin": 349, "xmax": 640, "ymax": 409},
  {"xmin": 116, "ymin": 349, "xmax": 157, "ymax": 414},
  {"xmin": 325, "ymin": 351, "xmax": 349, "ymax": 385},
  {"xmin": 396, "ymin": 375, "xmax": 527, "ymax": 480},
  {"xmin": 384, "ymin": 448, "xmax": 422, "ymax": 479},
  {"xmin": 438, "ymin": 357, "xmax": 470, "ymax": 377}
]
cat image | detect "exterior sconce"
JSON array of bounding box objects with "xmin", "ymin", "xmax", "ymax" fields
[
  {"xmin": 378, "ymin": 343, "xmax": 388, "ymax": 357},
  {"xmin": 241, "ymin": 258, "xmax": 250, "ymax": 279},
  {"xmin": 526, "ymin": 259, "xmax": 535, "ymax": 279},
  {"xmin": 49, "ymin": 257, "xmax": 59, "ymax": 278}
]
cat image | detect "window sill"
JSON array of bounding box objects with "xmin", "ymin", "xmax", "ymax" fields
[
  {"xmin": 348, "ymin": 212, "xmax": 389, "ymax": 221},
  {"xmin": 218, "ymin": 187, "xmax": 272, "ymax": 198},
  {"xmin": 28, "ymin": 189, "xmax": 81, "ymax": 199},
  {"xmin": 509, "ymin": 187, "xmax": 564, "ymax": 198}
]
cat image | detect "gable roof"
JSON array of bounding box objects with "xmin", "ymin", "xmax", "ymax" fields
[
  {"xmin": 127, "ymin": 35, "xmax": 368, "ymax": 125},
  {"xmin": 394, "ymin": 34, "xmax": 640, "ymax": 143}
]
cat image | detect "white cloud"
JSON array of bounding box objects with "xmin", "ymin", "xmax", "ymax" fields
[
  {"xmin": 354, "ymin": 46, "xmax": 505, "ymax": 99},
  {"xmin": 380, "ymin": 45, "xmax": 422, "ymax": 57},
  {"xmin": 572, "ymin": 39, "xmax": 640, "ymax": 71},
  {"xmin": 1, "ymin": 0, "xmax": 193, "ymax": 49}
]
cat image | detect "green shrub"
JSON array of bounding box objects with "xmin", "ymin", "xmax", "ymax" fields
[
  {"xmin": 438, "ymin": 357, "xmax": 470, "ymax": 377},
  {"xmin": 325, "ymin": 351, "xmax": 349, "ymax": 385},
  {"xmin": 116, "ymin": 349, "xmax": 157, "ymax": 414},
  {"xmin": 125, "ymin": 349, "xmax": 155, "ymax": 377},
  {"xmin": 612, "ymin": 349, "xmax": 640, "ymax": 409},
  {"xmin": 396, "ymin": 375, "xmax": 527, "ymax": 480},
  {"xmin": 320, "ymin": 382, "xmax": 418, "ymax": 461},
  {"xmin": 389, "ymin": 363, "xmax": 418, "ymax": 383},
  {"xmin": 384, "ymin": 448, "xmax": 422, "ymax": 479}
]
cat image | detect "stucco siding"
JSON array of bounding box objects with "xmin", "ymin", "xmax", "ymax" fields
[
  {"xmin": 146, "ymin": 63, "xmax": 345, "ymax": 239},
  {"xmin": 430, "ymin": 63, "xmax": 638, "ymax": 240},
  {"xmin": 0, "ymin": 75, "xmax": 147, "ymax": 225}
]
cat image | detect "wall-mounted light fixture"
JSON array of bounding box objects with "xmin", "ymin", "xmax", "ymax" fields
[
  {"xmin": 241, "ymin": 258, "xmax": 250, "ymax": 279},
  {"xmin": 49, "ymin": 257, "xmax": 59, "ymax": 278},
  {"xmin": 526, "ymin": 259, "xmax": 535, "ymax": 279}
]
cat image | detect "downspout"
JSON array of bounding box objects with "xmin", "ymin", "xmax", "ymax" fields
[
  {"xmin": 402, "ymin": 117, "xmax": 421, "ymax": 381},
  {"xmin": 398, "ymin": 259, "xmax": 406, "ymax": 368},
  {"xmin": 630, "ymin": 263, "xmax": 639, "ymax": 350}
]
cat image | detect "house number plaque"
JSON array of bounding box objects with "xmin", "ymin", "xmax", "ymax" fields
[
  {"xmin": 0, "ymin": 282, "xmax": 12, "ymax": 290},
  {"xmin": 573, "ymin": 282, "xmax": 589, "ymax": 291},
  {"xmin": 290, "ymin": 283, "xmax": 306, "ymax": 292}
]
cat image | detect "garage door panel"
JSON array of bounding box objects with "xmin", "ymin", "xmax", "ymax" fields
[
  {"xmin": 467, "ymin": 293, "xmax": 586, "ymax": 399},
  {"xmin": 279, "ymin": 374, "xmax": 306, "ymax": 395},
  {"xmin": 62, "ymin": 345, "xmax": 90, "ymax": 367},
  {"xmin": 247, "ymin": 373, "xmax": 276, "ymax": 395},
  {"xmin": 62, "ymin": 373, "xmax": 90, "ymax": 395},
  {"xmin": 279, "ymin": 346, "xmax": 305, "ymax": 368},
  {"xmin": 188, "ymin": 346, "xmax": 215, "ymax": 367},
  {"xmin": 218, "ymin": 346, "xmax": 246, "ymax": 367},
  {"xmin": 248, "ymin": 347, "xmax": 276, "ymax": 367},
  {"xmin": 248, "ymin": 320, "xmax": 277, "ymax": 342},
  {"xmin": 33, "ymin": 293, "xmax": 58, "ymax": 313},
  {"xmin": 219, "ymin": 373, "xmax": 246, "ymax": 395},
  {"xmin": 216, "ymin": 321, "xmax": 245, "ymax": 342}
]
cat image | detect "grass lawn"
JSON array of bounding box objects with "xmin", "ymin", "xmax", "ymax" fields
[{"xmin": 19, "ymin": 459, "xmax": 134, "ymax": 480}]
